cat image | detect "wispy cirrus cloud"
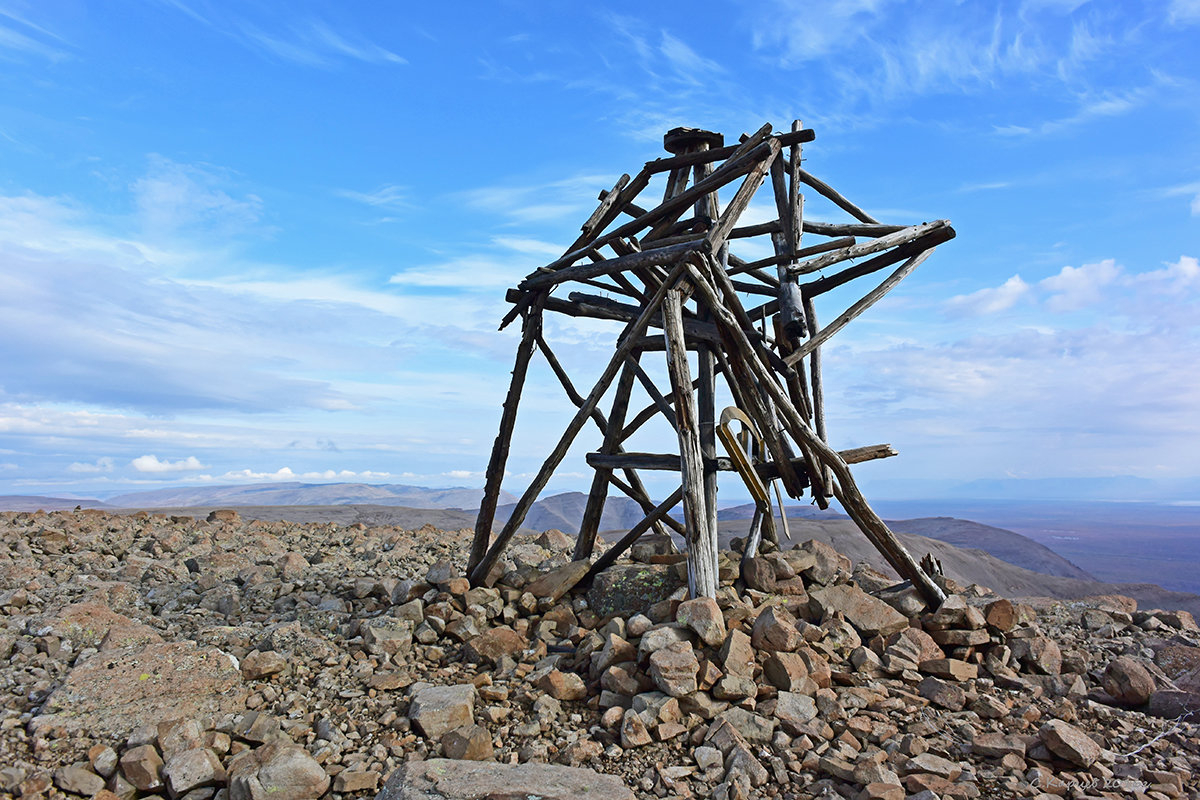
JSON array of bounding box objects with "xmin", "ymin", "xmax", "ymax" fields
[{"xmin": 156, "ymin": 3, "xmax": 405, "ymax": 69}]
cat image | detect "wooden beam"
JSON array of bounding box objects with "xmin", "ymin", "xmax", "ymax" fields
[
  {"xmin": 584, "ymin": 443, "xmax": 896, "ymax": 475},
  {"xmin": 663, "ymin": 287, "xmax": 718, "ymax": 598}
]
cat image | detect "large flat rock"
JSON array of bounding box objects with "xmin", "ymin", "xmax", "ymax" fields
[
  {"xmin": 31, "ymin": 641, "xmax": 247, "ymax": 741},
  {"xmin": 375, "ymin": 758, "xmax": 634, "ymax": 800}
]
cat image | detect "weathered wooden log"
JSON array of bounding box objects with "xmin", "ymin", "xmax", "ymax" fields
[
  {"xmin": 575, "ymin": 361, "xmax": 638, "ymax": 560},
  {"xmin": 534, "ymin": 141, "xmax": 774, "ymax": 277},
  {"xmin": 584, "ymin": 442, "xmax": 896, "ymax": 474},
  {"xmin": 791, "ymin": 165, "xmax": 879, "ymax": 224},
  {"xmin": 519, "ymin": 240, "xmax": 696, "ymax": 291},
  {"xmin": 787, "ymin": 220, "xmax": 950, "ymax": 276},
  {"xmin": 628, "ymin": 356, "xmax": 680, "ymax": 432},
  {"xmin": 468, "ymin": 259, "xmax": 690, "ymax": 586},
  {"xmin": 787, "ymin": 248, "xmax": 937, "ymax": 364},
  {"xmin": 663, "ymin": 286, "xmax": 718, "ymax": 598},
  {"xmin": 803, "ymin": 220, "xmax": 905, "ymax": 237},
  {"xmin": 469, "ymin": 303, "xmax": 543, "ymax": 575},
  {"xmin": 707, "ymin": 139, "xmax": 781, "ymax": 251},
  {"xmin": 770, "ymin": 153, "xmax": 806, "ymax": 338},
  {"xmin": 800, "ymin": 223, "xmax": 956, "ymax": 297},
  {"xmin": 802, "ymin": 294, "xmax": 831, "ymax": 508},
  {"xmin": 568, "ymin": 168, "xmax": 652, "ymax": 253}
]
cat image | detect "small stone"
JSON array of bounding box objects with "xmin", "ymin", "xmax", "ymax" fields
[
  {"xmin": 751, "ymin": 605, "xmax": 802, "ymax": 652},
  {"xmin": 742, "ymin": 557, "xmax": 778, "ymax": 592},
  {"xmin": 463, "ymin": 626, "xmax": 526, "ymax": 665},
  {"xmin": 409, "ymin": 684, "xmax": 476, "ymax": 738},
  {"xmin": 971, "ymin": 732, "xmax": 1025, "ymax": 759},
  {"xmin": 919, "ymin": 658, "xmax": 977, "ymax": 681},
  {"xmin": 1038, "ymin": 719, "xmax": 1101, "ymax": 768},
  {"xmin": 442, "ymin": 724, "xmax": 494, "ymax": 761},
  {"xmin": 676, "ymin": 597, "xmax": 726, "ymax": 646},
  {"xmin": 762, "ymin": 651, "xmax": 810, "ymax": 692},
  {"xmin": 333, "ymin": 770, "xmax": 380, "ymax": 793},
  {"xmin": 620, "ymin": 710, "xmax": 652, "ymax": 748},
  {"xmin": 1102, "ymin": 656, "xmax": 1155, "ymax": 706},
  {"xmin": 648, "ymin": 639, "xmax": 699, "ymax": 697},
  {"xmin": 88, "ymin": 744, "xmax": 119, "ymax": 778},
  {"xmin": 772, "ymin": 691, "xmax": 818, "ymax": 734},
  {"xmin": 536, "ymin": 669, "xmax": 588, "ymax": 701},
  {"xmin": 808, "ymin": 584, "xmax": 909, "ymax": 637},
  {"xmin": 227, "ymin": 743, "xmax": 330, "ymax": 800},
  {"xmin": 119, "ymin": 745, "xmax": 164, "ymax": 792},
  {"xmin": 917, "ymin": 676, "xmax": 965, "ymax": 711},
  {"xmin": 525, "ymin": 560, "xmax": 591, "ymax": 602},
  {"xmin": 719, "ymin": 629, "xmax": 755, "ymax": 678},
  {"xmin": 53, "ymin": 764, "xmax": 106, "ymax": 796},
  {"xmin": 162, "ymin": 748, "xmax": 225, "ymax": 796},
  {"xmin": 241, "ymin": 649, "xmax": 288, "ymax": 680}
]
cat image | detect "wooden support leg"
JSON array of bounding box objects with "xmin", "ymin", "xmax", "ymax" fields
[
  {"xmin": 663, "ymin": 286, "xmax": 718, "ymax": 598},
  {"xmin": 469, "ymin": 304, "xmax": 542, "ymax": 575},
  {"xmin": 575, "ymin": 361, "xmax": 638, "ymax": 560}
]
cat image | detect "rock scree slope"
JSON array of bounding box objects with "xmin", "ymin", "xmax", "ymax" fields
[{"xmin": 0, "ymin": 508, "xmax": 1198, "ymax": 799}]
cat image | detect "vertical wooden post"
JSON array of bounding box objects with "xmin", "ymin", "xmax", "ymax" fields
[
  {"xmin": 663, "ymin": 286, "xmax": 718, "ymax": 598},
  {"xmin": 574, "ymin": 360, "xmax": 637, "ymax": 560},
  {"xmin": 803, "ymin": 294, "xmax": 832, "ymax": 507},
  {"xmin": 469, "ymin": 304, "xmax": 542, "ymax": 575}
]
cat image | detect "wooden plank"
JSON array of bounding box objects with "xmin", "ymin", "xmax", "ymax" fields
[
  {"xmin": 804, "ymin": 220, "xmax": 905, "ymax": 237},
  {"xmin": 469, "ymin": 303, "xmax": 543, "ymax": 575},
  {"xmin": 663, "ymin": 287, "xmax": 718, "ymax": 598},
  {"xmin": 706, "ymin": 139, "xmax": 781, "ymax": 251},
  {"xmin": 802, "ymin": 294, "xmax": 831, "ymax": 508}
]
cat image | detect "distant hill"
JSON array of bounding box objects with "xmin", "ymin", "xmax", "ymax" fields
[
  {"xmin": 886, "ymin": 517, "xmax": 1095, "ymax": 581},
  {"xmin": 0, "ymin": 496, "xmax": 111, "ymax": 512},
  {"xmin": 106, "ymin": 482, "xmax": 514, "ymax": 510},
  {"xmin": 495, "ymin": 492, "xmax": 652, "ymax": 534}
]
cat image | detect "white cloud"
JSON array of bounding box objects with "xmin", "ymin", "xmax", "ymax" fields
[
  {"xmin": 212, "ymin": 467, "xmax": 397, "ymax": 482},
  {"xmin": 1132, "ymin": 255, "xmax": 1200, "ymax": 294},
  {"xmin": 132, "ymin": 156, "xmax": 263, "ymax": 239},
  {"xmin": 131, "ymin": 455, "xmax": 207, "ymax": 473},
  {"xmin": 945, "ymin": 275, "xmax": 1031, "ymax": 316},
  {"xmin": 68, "ymin": 457, "xmax": 115, "ymax": 474},
  {"xmin": 1039, "ymin": 259, "xmax": 1121, "ymax": 311}
]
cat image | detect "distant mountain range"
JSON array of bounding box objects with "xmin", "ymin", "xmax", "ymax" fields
[
  {"xmin": 4, "ymin": 480, "xmax": 1197, "ymax": 602},
  {"xmin": 0, "ymin": 482, "xmax": 516, "ymax": 511}
]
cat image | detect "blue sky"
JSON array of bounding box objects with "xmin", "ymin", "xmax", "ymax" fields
[{"xmin": 1, "ymin": 0, "xmax": 1197, "ymax": 501}]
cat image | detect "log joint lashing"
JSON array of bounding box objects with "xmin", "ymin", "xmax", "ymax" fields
[{"xmin": 470, "ymin": 121, "xmax": 954, "ymax": 606}]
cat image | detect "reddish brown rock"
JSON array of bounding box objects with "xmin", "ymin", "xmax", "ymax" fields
[
  {"xmin": 227, "ymin": 743, "xmax": 329, "ymax": 800},
  {"xmin": 1039, "ymin": 719, "xmax": 1101, "ymax": 767},
  {"xmin": 31, "ymin": 641, "xmax": 246, "ymax": 742},
  {"xmin": 1102, "ymin": 656, "xmax": 1155, "ymax": 706},
  {"xmin": 676, "ymin": 597, "xmax": 726, "ymax": 646},
  {"xmin": 463, "ymin": 627, "xmax": 526, "ymax": 665},
  {"xmin": 808, "ymin": 585, "xmax": 909, "ymax": 637}
]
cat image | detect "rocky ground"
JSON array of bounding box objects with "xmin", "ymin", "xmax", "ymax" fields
[{"xmin": 1, "ymin": 508, "xmax": 1198, "ymax": 800}]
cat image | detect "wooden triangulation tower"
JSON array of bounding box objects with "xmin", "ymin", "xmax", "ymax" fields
[{"xmin": 468, "ymin": 121, "xmax": 954, "ymax": 606}]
